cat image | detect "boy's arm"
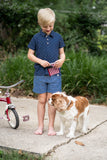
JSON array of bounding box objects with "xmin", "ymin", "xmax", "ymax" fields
[
  {"xmin": 54, "ymin": 47, "xmax": 65, "ymax": 68},
  {"xmin": 27, "ymin": 49, "xmax": 50, "ymax": 68}
]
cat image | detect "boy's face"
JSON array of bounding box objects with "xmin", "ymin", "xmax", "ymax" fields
[{"xmin": 40, "ymin": 22, "xmax": 54, "ymax": 35}]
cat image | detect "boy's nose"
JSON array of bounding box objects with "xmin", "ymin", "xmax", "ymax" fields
[{"xmin": 46, "ymin": 26, "xmax": 50, "ymax": 30}]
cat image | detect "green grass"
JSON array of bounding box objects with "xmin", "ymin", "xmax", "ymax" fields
[
  {"xmin": 0, "ymin": 149, "xmax": 42, "ymax": 160},
  {"xmin": 0, "ymin": 49, "xmax": 107, "ymax": 104}
]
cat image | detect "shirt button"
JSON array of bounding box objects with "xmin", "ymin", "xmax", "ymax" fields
[
  {"xmin": 47, "ymin": 39, "xmax": 49, "ymax": 40},
  {"xmin": 47, "ymin": 42, "xmax": 49, "ymax": 44}
]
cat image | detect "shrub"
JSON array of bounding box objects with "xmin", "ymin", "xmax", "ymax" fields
[
  {"xmin": 0, "ymin": 51, "xmax": 34, "ymax": 95},
  {"xmin": 0, "ymin": 49, "xmax": 107, "ymax": 103},
  {"xmin": 0, "ymin": 0, "xmax": 106, "ymax": 55},
  {"xmin": 62, "ymin": 49, "xmax": 107, "ymax": 103}
]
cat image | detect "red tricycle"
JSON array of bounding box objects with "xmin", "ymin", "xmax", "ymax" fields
[{"xmin": 0, "ymin": 80, "xmax": 29, "ymax": 129}]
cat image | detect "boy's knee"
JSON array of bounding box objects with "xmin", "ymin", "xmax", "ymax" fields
[{"xmin": 38, "ymin": 97, "xmax": 46, "ymax": 105}]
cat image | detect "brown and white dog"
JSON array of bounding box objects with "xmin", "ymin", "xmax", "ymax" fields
[{"xmin": 48, "ymin": 92, "xmax": 89, "ymax": 138}]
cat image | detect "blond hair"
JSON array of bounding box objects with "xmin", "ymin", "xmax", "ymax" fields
[{"xmin": 37, "ymin": 8, "xmax": 55, "ymax": 25}]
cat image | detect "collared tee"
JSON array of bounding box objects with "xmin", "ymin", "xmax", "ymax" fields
[{"xmin": 28, "ymin": 30, "xmax": 65, "ymax": 76}]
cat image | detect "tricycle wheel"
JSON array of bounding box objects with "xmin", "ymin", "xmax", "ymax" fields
[{"xmin": 8, "ymin": 108, "xmax": 19, "ymax": 129}]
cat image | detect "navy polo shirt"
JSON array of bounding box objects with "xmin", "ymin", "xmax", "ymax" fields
[{"xmin": 28, "ymin": 30, "xmax": 65, "ymax": 76}]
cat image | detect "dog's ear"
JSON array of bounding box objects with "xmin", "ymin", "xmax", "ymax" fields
[
  {"xmin": 51, "ymin": 94, "xmax": 58, "ymax": 106},
  {"xmin": 52, "ymin": 94, "xmax": 56, "ymax": 99},
  {"xmin": 52, "ymin": 94, "xmax": 58, "ymax": 100}
]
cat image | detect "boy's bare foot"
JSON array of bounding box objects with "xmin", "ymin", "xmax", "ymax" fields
[
  {"xmin": 34, "ymin": 128, "xmax": 43, "ymax": 135},
  {"xmin": 48, "ymin": 128, "xmax": 56, "ymax": 136}
]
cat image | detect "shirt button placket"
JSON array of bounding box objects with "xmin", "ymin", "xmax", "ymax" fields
[{"xmin": 46, "ymin": 36, "xmax": 49, "ymax": 45}]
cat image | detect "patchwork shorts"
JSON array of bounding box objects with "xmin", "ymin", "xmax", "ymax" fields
[{"xmin": 33, "ymin": 74, "xmax": 62, "ymax": 94}]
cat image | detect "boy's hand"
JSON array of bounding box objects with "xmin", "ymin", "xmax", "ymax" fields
[
  {"xmin": 54, "ymin": 59, "xmax": 64, "ymax": 68},
  {"xmin": 40, "ymin": 60, "xmax": 50, "ymax": 68}
]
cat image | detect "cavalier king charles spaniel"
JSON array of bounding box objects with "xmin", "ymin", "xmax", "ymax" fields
[{"xmin": 48, "ymin": 92, "xmax": 89, "ymax": 138}]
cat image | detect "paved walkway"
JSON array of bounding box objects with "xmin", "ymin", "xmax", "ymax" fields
[{"xmin": 0, "ymin": 97, "xmax": 107, "ymax": 160}]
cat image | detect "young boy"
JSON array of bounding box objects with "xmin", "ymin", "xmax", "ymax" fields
[{"xmin": 28, "ymin": 8, "xmax": 65, "ymax": 136}]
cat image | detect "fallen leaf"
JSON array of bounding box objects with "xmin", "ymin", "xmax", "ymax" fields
[{"xmin": 75, "ymin": 141, "xmax": 85, "ymax": 146}]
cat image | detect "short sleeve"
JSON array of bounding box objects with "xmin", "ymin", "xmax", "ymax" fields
[
  {"xmin": 59, "ymin": 35, "xmax": 65, "ymax": 48},
  {"xmin": 28, "ymin": 35, "xmax": 36, "ymax": 51}
]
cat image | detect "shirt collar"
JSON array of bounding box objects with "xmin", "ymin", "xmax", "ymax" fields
[{"xmin": 40, "ymin": 29, "xmax": 54, "ymax": 38}]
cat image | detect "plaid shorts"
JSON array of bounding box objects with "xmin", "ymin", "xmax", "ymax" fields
[{"xmin": 33, "ymin": 74, "xmax": 62, "ymax": 94}]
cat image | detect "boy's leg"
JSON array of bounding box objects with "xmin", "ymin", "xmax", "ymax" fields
[
  {"xmin": 34, "ymin": 93, "xmax": 47, "ymax": 135},
  {"xmin": 47, "ymin": 93, "xmax": 56, "ymax": 136}
]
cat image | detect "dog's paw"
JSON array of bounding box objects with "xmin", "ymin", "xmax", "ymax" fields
[
  {"xmin": 66, "ymin": 133, "xmax": 75, "ymax": 138},
  {"xmin": 56, "ymin": 131, "xmax": 64, "ymax": 136}
]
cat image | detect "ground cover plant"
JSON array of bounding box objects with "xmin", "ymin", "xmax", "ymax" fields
[
  {"xmin": 0, "ymin": 51, "xmax": 34, "ymax": 96},
  {"xmin": 62, "ymin": 49, "xmax": 107, "ymax": 104},
  {"xmin": 0, "ymin": 49, "xmax": 106, "ymax": 104},
  {"xmin": 0, "ymin": 149, "xmax": 42, "ymax": 160}
]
